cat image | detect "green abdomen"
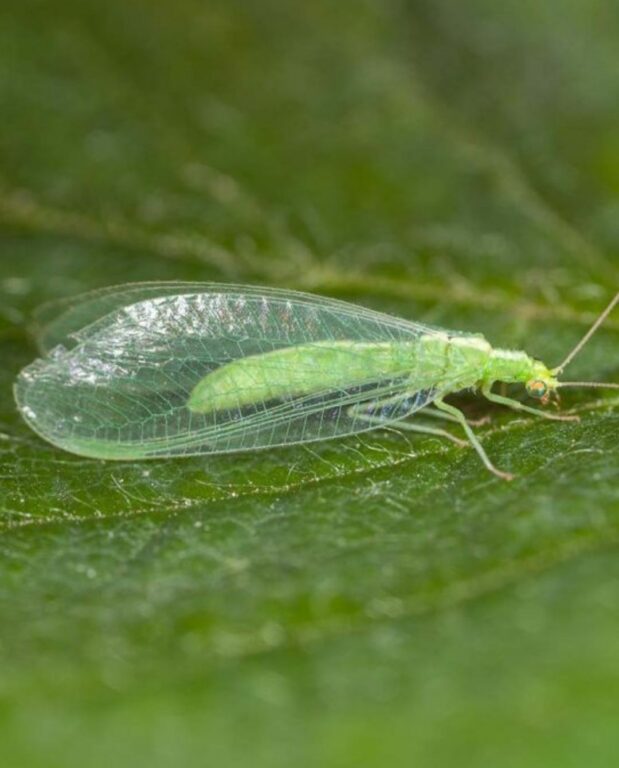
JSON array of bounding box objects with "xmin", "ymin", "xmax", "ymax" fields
[{"xmin": 188, "ymin": 340, "xmax": 418, "ymax": 413}]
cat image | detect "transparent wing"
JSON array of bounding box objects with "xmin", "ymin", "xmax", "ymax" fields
[
  {"xmin": 35, "ymin": 281, "xmax": 445, "ymax": 352},
  {"xmin": 15, "ymin": 286, "xmax": 467, "ymax": 460},
  {"xmin": 36, "ymin": 282, "xmax": 214, "ymax": 353}
]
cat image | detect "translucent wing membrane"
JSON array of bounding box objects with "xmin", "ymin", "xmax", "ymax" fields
[
  {"xmin": 36, "ymin": 282, "xmax": 214, "ymax": 353},
  {"xmin": 15, "ymin": 284, "xmax": 464, "ymax": 460}
]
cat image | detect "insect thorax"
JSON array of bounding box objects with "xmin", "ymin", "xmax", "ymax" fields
[
  {"xmin": 414, "ymin": 333, "xmax": 492, "ymax": 390},
  {"xmin": 485, "ymin": 348, "xmax": 544, "ymax": 385}
]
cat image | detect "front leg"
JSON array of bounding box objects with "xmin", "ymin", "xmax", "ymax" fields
[{"xmin": 481, "ymin": 383, "xmax": 579, "ymax": 422}]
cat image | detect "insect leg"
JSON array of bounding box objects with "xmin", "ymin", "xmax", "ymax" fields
[
  {"xmin": 481, "ymin": 384, "xmax": 580, "ymax": 422},
  {"xmin": 422, "ymin": 406, "xmax": 491, "ymax": 428},
  {"xmin": 353, "ymin": 410, "xmax": 468, "ymax": 448},
  {"xmin": 434, "ymin": 398, "xmax": 514, "ymax": 481},
  {"xmin": 349, "ymin": 396, "xmax": 468, "ymax": 447}
]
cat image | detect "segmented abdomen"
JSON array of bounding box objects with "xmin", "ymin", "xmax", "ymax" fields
[{"xmin": 187, "ymin": 340, "xmax": 418, "ymax": 412}]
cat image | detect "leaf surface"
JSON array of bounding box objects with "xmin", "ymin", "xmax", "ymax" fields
[{"xmin": 1, "ymin": 1, "xmax": 619, "ymax": 766}]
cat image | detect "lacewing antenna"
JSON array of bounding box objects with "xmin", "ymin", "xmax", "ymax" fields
[
  {"xmin": 552, "ymin": 291, "xmax": 619, "ymax": 375},
  {"xmin": 557, "ymin": 381, "xmax": 619, "ymax": 390}
]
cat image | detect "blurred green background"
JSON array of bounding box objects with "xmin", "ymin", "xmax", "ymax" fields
[{"xmin": 1, "ymin": 1, "xmax": 619, "ymax": 766}]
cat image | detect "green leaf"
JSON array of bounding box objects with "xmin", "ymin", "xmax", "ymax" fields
[{"xmin": 1, "ymin": 1, "xmax": 619, "ymax": 766}]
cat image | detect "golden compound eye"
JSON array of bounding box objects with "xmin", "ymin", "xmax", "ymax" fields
[{"xmin": 527, "ymin": 380, "xmax": 548, "ymax": 400}]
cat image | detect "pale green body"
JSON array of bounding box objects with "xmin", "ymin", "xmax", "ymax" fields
[{"xmin": 188, "ymin": 333, "xmax": 551, "ymax": 414}]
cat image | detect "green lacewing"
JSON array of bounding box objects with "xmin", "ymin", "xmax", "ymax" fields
[{"xmin": 14, "ymin": 282, "xmax": 619, "ymax": 479}]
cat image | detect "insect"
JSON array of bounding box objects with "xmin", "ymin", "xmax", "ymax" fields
[{"xmin": 14, "ymin": 282, "xmax": 619, "ymax": 479}]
